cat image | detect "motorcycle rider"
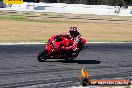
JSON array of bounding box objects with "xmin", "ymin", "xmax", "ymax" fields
[
  {"xmin": 60, "ymin": 27, "xmax": 81, "ymax": 51},
  {"xmin": 60, "ymin": 27, "xmax": 81, "ymax": 40},
  {"xmin": 47, "ymin": 27, "xmax": 81, "ymax": 53}
]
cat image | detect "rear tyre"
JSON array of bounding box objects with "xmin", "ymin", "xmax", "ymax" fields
[
  {"xmin": 65, "ymin": 50, "xmax": 78, "ymax": 62},
  {"xmin": 37, "ymin": 50, "xmax": 47, "ymax": 62}
]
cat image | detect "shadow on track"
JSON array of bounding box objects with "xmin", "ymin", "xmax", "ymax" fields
[{"xmin": 45, "ymin": 60, "xmax": 101, "ymax": 64}]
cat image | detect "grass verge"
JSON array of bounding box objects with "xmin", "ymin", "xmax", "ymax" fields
[
  {"xmin": 0, "ymin": 15, "xmax": 132, "ymax": 43},
  {"xmin": 0, "ymin": 15, "xmax": 68, "ymax": 23}
]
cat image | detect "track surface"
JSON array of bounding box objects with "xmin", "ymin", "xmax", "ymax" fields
[{"xmin": 0, "ymin": 43, "xmax": 132, "ymax": 88}]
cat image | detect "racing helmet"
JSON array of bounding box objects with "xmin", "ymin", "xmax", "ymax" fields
[{"xmin": 69, "ymin": 27, "xmax": 78, "ymax": 37}]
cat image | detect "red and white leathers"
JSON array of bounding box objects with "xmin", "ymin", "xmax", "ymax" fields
[
  {"xmin": 61, "ymin": 37, "xmax": 78, "ymax": 51},
  {"xmin": 60, "ymin": 32, "xmax": 72, "ymax": 39},
  {"xmin": 60, "ymin": 32, "xmax": 81, "ymax": 40},
  {"xmin": 60, "ymin": 31, "xmax": 81, "ymax": 48}
]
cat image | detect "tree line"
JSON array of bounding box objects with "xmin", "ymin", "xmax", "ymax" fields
[{"xmin": 43, "ymin": 0, "xmax": 131, "ymax": 5}]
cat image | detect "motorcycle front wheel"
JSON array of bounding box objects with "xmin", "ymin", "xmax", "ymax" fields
[{"xmin": 37, "ymin": 50, "xmax": 47, "ymax": 62}]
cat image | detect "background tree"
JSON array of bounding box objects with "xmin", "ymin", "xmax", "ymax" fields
[{"xmin": 37, "ymin": 0, "xmax": 132, "ymax": 5}]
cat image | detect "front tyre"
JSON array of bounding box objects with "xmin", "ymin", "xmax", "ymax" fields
[{"xmin": 37, "ymin": 50, "xmax": 47, "ymax": 62}]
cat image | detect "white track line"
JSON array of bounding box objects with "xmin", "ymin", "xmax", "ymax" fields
[{"xmin": 0, "ymin": 42, "xmax": 132, "ymax": 45}]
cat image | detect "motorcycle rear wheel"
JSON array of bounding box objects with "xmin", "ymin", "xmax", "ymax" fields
[{"xmin": 37, "ymin": 50, "xmax": 47, "ymax": 62}]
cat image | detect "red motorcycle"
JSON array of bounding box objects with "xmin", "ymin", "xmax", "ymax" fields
[{"xmin": 37, "ymin": 35, "xmax": 87, "ymax": 62}]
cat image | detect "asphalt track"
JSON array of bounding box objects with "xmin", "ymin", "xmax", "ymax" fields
[{"xmin": 0, "ymin": 43, "xmax": 132, "ymax": 88}]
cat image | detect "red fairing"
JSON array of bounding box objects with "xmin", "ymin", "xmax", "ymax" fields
[
  {"xmin": 48, "ymin": 35, "xmax": 57, "ymax": 43},
  {"xmin": 46, "ymin": 41, "xmax": 61, "ymax": 54},
  {"xmin": 45, "ymin": 35, "xmax": 58, "ymax": 49},
  {"xmin": 61, "ymin": 37, "xmax": 73, "ymax": 46},
  {"xmin": 46, "ymin": 45, "xmax": 52, "ymax": 54}
]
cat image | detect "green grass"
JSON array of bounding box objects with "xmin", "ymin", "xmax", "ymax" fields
[
  {"xmin": 0, "ymin": 15, "xmax": 67, "ymax": 23},
  {"xmin": 0, "ymin": 15, "xmax": 26, "ymax": 21}
]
